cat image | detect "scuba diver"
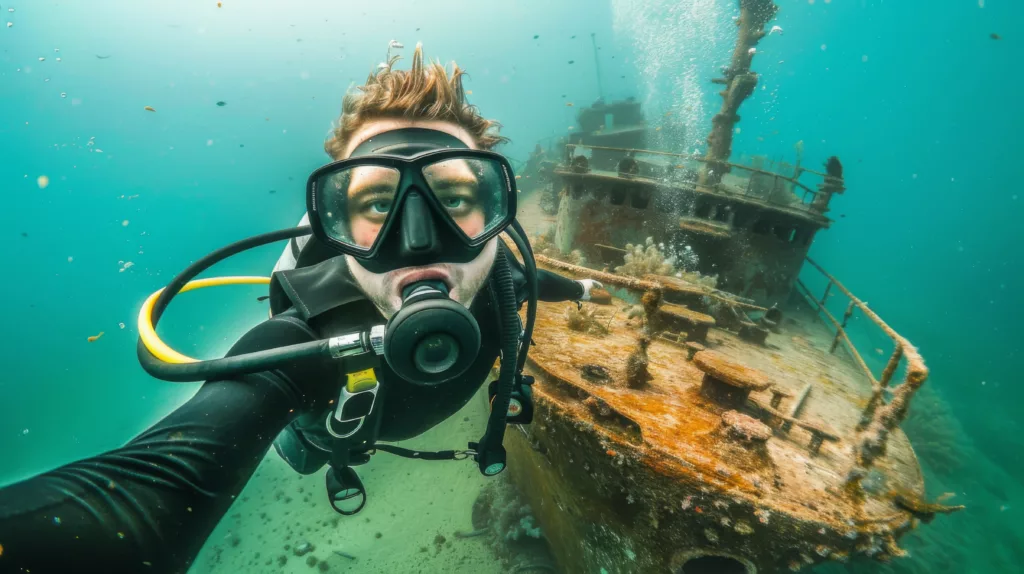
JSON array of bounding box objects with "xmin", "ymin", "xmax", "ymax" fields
[{"xmin": 0, "ymin": 44, "xmax": 600, "ymax": 574}]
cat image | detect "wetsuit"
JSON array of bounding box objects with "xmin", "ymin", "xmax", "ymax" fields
[{"xmin": 0, "ymin": 246, "xmax": 582, "ymax": 574}]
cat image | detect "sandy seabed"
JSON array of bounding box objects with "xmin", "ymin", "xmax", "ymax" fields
[{"xmin": 190, "ymin": 390, "xmax": 506, "ymax": 574}]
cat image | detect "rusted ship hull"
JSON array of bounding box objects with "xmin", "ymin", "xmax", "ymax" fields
[{"xmin": 504, "ymin": 286, "xmax": 928, "ymax": 574}]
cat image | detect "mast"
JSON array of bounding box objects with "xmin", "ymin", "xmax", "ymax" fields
[
  {"xmin": 698, "ymin": 0, "xmax": 778, "ymax": 186},
  {"xmin": 591, "ymin": 33, "xmax": 605, "ymax": 101}
]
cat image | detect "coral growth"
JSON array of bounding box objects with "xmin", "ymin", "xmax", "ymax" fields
[
  {"xmin": 532, "ymin": 228, "xmax": 587, "ymax": 266},
  {"xmin": 616, "ymin": 237, "xmax": 675, "ymax": 277},
  {"xmin": 565, "ymin": 304, "xmax": 612, "ymax": 336},
  {"xmin": 625, "ymin": 335, "xmax": 652, "ymax": 389}
]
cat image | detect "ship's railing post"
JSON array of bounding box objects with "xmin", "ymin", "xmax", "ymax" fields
[
  {"xmin": 819, "ymin": 280, "xmax": 833, "ymax": 307},
  {"xmin": 829, "ymin": 301, "xmax": 856, "ymax": 354}
]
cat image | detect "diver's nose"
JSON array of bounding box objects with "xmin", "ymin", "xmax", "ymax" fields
[{"xmin": 399, "ymin": 191, "xmax": 442, "ymax": 258}]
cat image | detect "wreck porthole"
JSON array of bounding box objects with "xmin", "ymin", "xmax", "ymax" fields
[{"xmin": 675, "ymin": 550, "xmax": 756, "ymax": 574}]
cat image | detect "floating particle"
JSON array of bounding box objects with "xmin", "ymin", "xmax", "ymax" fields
[
  {"xmin": 88, "ymin": 331, "xmax": 105, "ymax": 342},
  {"xmin": 6, "ymin": 22, "xmax": 12, "ymax": 28},
  {"xmin": 862, "ymin": 55, "xmax": 869, "ymax": 62},
  {"xmin": 268, "ymin": 189, "xmax": 276, "ymax": 194},
  {"xmin": 53, "ymin": 516, "xmax": 62, "ymax": 525},
  {"xmin": 217, "ymin": 1, "xmax": 222, "ymax": 6},
  {"xmin": 122, "ymin": 219, "xmax": 129, "ymax": 227},
  {"xmin": 8, "ymin": 8, "xmax": 15, "ymax": 12},
  {"xmin": 769, "ymin": 25, "xmax": 783, "ymax": 36},
  {"xmin": 144, "ymin": 106, "xmax": 156, "ymax": 112},
  {"xmin": 37, "ymin": 175, "xmax": 50, "ymax": 189},
  {"xmin": 67, "ymin": 256, "xmax": 74, "ymax": 263},
  {"xmin": 21, "ymin": 429, "xmax": 29, "ymax": 435},
  {"xmin": 119, "ymin": 322, "xmax": 126, "ymax": 329},
  {"xmin": 821, "ymin": 44, "xmax": 827, "ymax": 51},
  {"xmin": 216, "ymin": 101, "xmax": 226, "ymax": 106},
  {"xmin": 533, "ymin": 34, "xmax": 539, "ymax": 39},
  {"xmin": 56, "ymin": 58, "xmax": 61, "ymax": 62},
  {"xmin": 466, "ymin": 90, "xmax": 472, "ymax": 95},
  {"xmin": 568, "ymin": 126, "xmax": 574, "ymax": 130},
  {"xmin": 515, "ymin": 175, "xmax": 522, "ymax": 180},
  {"xmin": 748, "ymin": 47, "xmax": 756, "ymax": 55},
  {"xmin": 388, "ymin": 40, "xmax": 403, "ymax": 49},
  {"xmin": 566, "ymin": 102, "xmax": 574, "ymax": 107},
  {"xmin": 39, "ymin": 57, "xmax": 46, "ymax": 62},
  {"xmin": 568, "ymin": 60, "xmax": 574, "ymax": 64},
  {"xmin": 990, "ymin": 33, "xmax": 1001, "ymax": 40},
  {"xmin": 207, "ymin": 139, "xmax": 214, "ymax": 146}
]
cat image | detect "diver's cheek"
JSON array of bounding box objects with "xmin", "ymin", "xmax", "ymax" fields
[
  {"xmin": 350, "ymin": 220, "xmax": 382, "ymax": 249},
  {"xmin": 455, "ymin": 212, "xmax": 486, "ymax": 239}
]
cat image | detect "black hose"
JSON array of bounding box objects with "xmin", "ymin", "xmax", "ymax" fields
[
  {"xmin": 475, "ymin": 246, "xmax": 519, "ymax": 474},
  {"xmin": 507, "ymin": 220, "xmax": 537, "ymax": 373},
  {"xmin": 137, "ymin": 226, "xmax": 324, "ymax": 382}
]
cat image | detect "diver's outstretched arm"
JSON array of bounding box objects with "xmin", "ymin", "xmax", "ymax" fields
[
  {"xmin": 0, "ymin": 312, "xmax": 334, "ymax": 574},
  {"xmin": 536, "ymin": 268, "xmax": 588, "ymax": 302}
]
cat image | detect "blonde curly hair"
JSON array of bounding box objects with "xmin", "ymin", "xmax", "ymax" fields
[{"xmin": 324, "ymin": 43, "xmax": 507, "ymax": 159}]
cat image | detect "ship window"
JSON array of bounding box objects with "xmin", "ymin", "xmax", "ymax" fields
[
  {"xmin": 630, "ymin": 188, "xmax": 651, "ymax": 209},
  {"xmin": 773, "ymin": 225, "xmax": 793, "ymax": 241},
  {"xmin": 752, "ymin": 219, "xmax": 772, "ymax": 235},
  {"xmin": 610, "ymin": 186, "xmax": 627, "ymax": 205},
  {"xmin": 695, "ymin": 203, "xmax": 711, "ymax": 219},
  {"xmin": 605, "ymin": 113, "xmax": 614, "ymax": 131},
  {"xmin": 571, "ymin": 182, "xmax": 585, "ymax": 199}
]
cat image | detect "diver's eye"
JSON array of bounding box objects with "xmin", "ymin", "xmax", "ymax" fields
[
  {"xmin": 442, "ymin": 197, "xmax": 464, "ymax": 209},
  {"xmin": 370, "ymin": 200, "xmax": 392, "ymax": 214}
]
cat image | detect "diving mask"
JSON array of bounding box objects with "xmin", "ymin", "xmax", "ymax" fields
[{"xmin": 305, "ymin": 129, "xmax": 518, "ymax": 274}]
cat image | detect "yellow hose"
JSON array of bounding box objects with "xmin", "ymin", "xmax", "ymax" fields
[{"xmin": 138, "ymin": 276, "xmax": 271, "ymax": 364}]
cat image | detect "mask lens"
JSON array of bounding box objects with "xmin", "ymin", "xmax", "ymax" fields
[
  {"xmin": 315, "ymin": 165, "xmax": 401, "ymax": 250},
  {"xmin": 421, "ymin": 157, "xmax": 509, "ymax": 241}
]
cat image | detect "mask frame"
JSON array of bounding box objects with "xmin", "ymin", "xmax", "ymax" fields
[{"xmin": 306, "ymin": 148, "xmax": 518, "ymax": 270}]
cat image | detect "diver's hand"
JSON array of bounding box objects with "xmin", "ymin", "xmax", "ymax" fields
[{"xmin": 577, "ymin": 279, "xmax": 604, "ymax": 302}]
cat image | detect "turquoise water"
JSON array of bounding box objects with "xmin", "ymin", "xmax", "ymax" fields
[{"xmin": 1, "ymin": 1, "xmax": 1021, "ymax": 573}]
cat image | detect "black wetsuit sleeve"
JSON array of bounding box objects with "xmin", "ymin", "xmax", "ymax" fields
[
  {"xmin": 537, "ymin": 269, "xmax": 585, "ymax": 302},
  {"xmin": 0, "ymin": 315, "xmax": 332, "ymax": 574}
]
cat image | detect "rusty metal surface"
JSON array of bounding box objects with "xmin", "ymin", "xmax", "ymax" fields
[{"xmin": 507, "ymin": 291, "xmax": 925, "ymax": 573}]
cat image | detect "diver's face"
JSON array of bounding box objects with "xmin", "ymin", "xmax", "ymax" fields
[{"xmin": 341, "ymin": 119, "xmax": 497, "ymax": 319}]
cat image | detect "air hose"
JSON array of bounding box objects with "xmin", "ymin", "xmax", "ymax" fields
[
  {"xmin": 473, "ymin": 245, "xmax": 519, "ymax": 476},
  {"xmin": 136, "ymin": 226, "xmax": 330, "ymax": 382}
]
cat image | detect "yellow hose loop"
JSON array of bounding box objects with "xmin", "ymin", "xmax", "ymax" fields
[{"xmin": 138, "ymin": 276, "xmax": 271, "ymax": 364}]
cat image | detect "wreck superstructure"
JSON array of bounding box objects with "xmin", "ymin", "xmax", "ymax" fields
[{"xmin": 497, "ymin": 1, "xmax": 960, "ymax": 573}]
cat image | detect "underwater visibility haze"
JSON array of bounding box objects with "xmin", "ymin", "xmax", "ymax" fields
[{"xmin": 0, "ymin": 0, "xmax": 1021, "ymax": 573}]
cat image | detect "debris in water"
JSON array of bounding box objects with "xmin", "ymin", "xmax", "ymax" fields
[
  {"xmin": 216, "ymin": 101, "xmax": 226, "ymax": 106},
  {"xmin": 389, "ymin": 39, "xmax": 403, "ymax": 49},
  {"xmin": 466, "ymin": 90, "xmax": 472, "ymax": 95},
  {"xmin": 990, "ymin": 32, "xmax": 1001, "ymax": 40},
  {"xmin": 20, "ymin": 232, "xmax": 28, "ymax": 238},
  {"xmin": 256, "ymin": 296, "xmax": 270, "ymax": 302},
  {"xmin": 268, "ymin": 189, "xmax": 276, "ymax": 194},
  {"xmin": 568, "ymin": 60, "xmax": 574, "ymax": 64},
  {"xmin": 333, "ymin": 550, "xmax": 357, "ymax": 560},
  {"xmin": 748, "ymin": 47, "xmax": 757, "ymax": 55},
  {"xmin": 38, "ymin": 57, "xmax": 46, "ymax": 62},
  {"xmin": 566, "ymin": 102, "xmax": 574, "ymax": 107},
  {"xmin": 119, "ymin": 322, "xmax": 126, "ymax": 329},
  {"xmin": 144, "ymin": 106, "xmax": 156, "ymax": 112},
  {"xmin": 88, "ymin": 332, "xmax": 105, "ymax": 343},
  {"xmin": 769, "ymin": 25, "xmax": 783, "ymax": 36},
  {"xmin": 37, "ymin": 175, "xmax": 50, "ymax": 189},
  {"xmin": 533, "ymin": 34, "xmax": 539, "ymax": 39},
  {"xmin": 96, "ymin": 55, "xmax": 112, "ymax": 59}
]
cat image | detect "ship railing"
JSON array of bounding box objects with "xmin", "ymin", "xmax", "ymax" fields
[
  {"xmin": 795, "ymin": 257, "xmax": 929, "ymax": 494},
  {"xmin": 561, "ymin": 143, "xmax": 830, "ymax": 214}
]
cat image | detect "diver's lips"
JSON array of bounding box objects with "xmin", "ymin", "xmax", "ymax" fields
[{"xmin": 395, "ymin": 268, "xmax": 453, "ymax": 293}]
